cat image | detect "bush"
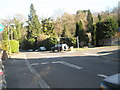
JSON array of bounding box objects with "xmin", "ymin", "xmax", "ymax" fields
[
  {"xmin": 2, "ymin": 40, "xmax": 19, "ymax": 53},
  {"xmin": 28, "ymin": 38, "xmax": 35, "ymax": 49},
  {"xmin": 10, "ymin": 40, "xmax": 19, "ymax": 53},
  {"xmin": 39, "ymin": 37, "xmax": 58, "ymax": 50},
  {"xmin": 2, "ymin": 40, "xmax": 8, "ymax": 51}
]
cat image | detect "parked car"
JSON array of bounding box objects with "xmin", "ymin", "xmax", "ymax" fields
[
  {"xmin": 39, "ymin": 47, "xmax": 46, "ymax": 51},
  {"xmin": 51, "ymin": 44, "xmax": 68, "ymax": 52},
  {"xmin": 100, "ymin": 73, "xmax": 120, "ymax": 90},
  {"xmin": 28, "ymin": 49, "xmax": 33, "ymax": 52}
]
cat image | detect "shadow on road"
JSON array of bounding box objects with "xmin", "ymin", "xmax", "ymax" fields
[
  {"xmin": 4, "ymin": 52, "xmax": 119, "ymax": 88},
  {"xmin": 97, "ymin": 49, "xmax": 119, "ymax": 61}
]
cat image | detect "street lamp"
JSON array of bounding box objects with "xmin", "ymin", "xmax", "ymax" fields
[
  {"xmin": 57, "ymin": 37, "xmax": 60, "ymax": 52},
  {"xmin": 7, "ymin": 23, "xmax": 15, "ymax": 58},
  {"xmin": 7, "ymin": 24, "xmax": 11, "ymax": 58}
]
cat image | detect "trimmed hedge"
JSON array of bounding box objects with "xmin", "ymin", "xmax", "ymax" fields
[
  {"xmin": 2, "ymin": 40, "xmax": 19, "ymax": 53},
  {"xmin": 10, "ymin": 40, "xmax": 19, "ymax": 53}
]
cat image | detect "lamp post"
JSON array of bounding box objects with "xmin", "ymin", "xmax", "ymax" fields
[
  {"xmin": 57, "ymin": 37, "xmax": 60, "ymax": 52},
  {"xmin": 7, "ymin": 23, "xmax": 14, "ymax": 58},
  {"xmin": 7, "ymin": 24, "xmax": 11, "ymax": 58}
]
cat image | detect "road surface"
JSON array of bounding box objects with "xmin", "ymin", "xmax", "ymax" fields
[{"xmin": 4, "ymin": 46, "xmax": 119, "ymax": 88}]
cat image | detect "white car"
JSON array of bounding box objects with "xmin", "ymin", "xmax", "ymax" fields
[{"xmin": 51, "ymin": 44, "xmax": 69, "ymax": 52}]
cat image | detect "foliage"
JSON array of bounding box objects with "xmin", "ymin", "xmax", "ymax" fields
[
  {"xmin": 91, "ymin": 24, "xmax": 96, "ymax": 46},
  {"xmin": 2, "ymin": 40, "xmax": 19, "ymax": 53},
  {"xmin": 87, "ymin": 10, "xmax": 93, "ymax": 32},
  {"xmin": 61, "ymin": 25, "xmax": 67, "ymax": 37},
  {"xmin": 10, "ymin": 40, "xmax": 19, "ymax": 53},
  {"xmin": 98, "ymin": 14, "xmax": 102, "ymax": 21},
  {"xmin": 61, "ymin": 37, "xmax": 76, "ymax": 47},
  {"xmin": 28, "ymin": 38, "xmax": 35, "ymax": 49},
  {"xmin": 96, "ymin": 18, "xmax": 118, "ymax": 46},
  {"xmin": 39, "ymin": 37, "xmax": 58, "ymax": 50},
  {"xmin": 2, "ymin": 40, "xmax": 8, "ymax": 51},
  {"xmin": 12, "ymin": 18, "xmax": 23, "ymax": 40},
  {"xmin": 75, "ymin": 21, "xmax": 87, "ymax": 47},
  {"xmin": 27, "ymin": 4, "xmax": 41, "ymax": 39},
  {"xmin": 41, "ymin": 17, "xmax": 55, "ymax": 36},
  {"xmin": 2, "ymin": 29, "xmax": 8, "ymax": 40}
]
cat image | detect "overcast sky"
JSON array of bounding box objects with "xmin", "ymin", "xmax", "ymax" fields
[{"xmin": 0, "ymin": 0, "xmax": 119, "ymax": 19}]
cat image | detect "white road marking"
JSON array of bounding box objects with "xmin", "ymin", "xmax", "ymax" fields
[
  {"xmin": 60, "ymin": 61, "xmax": 83, "ymax": 70},
  {"xmin": 52, "ymin": 61, "xmax": 83, "ymax": 70},
  {"xmin": 24, "ymin": 54, "xmax": 50, "ymax": 88},
  {"xmin": 41, "ymin": 62, "xmax": 49, "ymax": 65},
  {"xmin": 52, "ymin": 61, "xmax": 62, "ymax": 64},
  {"xmin": 84, "ymin": 53, "xmax": 99, "ymax": 56},
  {"xmin": 31, "ymin": 63, "xmax": 39, "ymax": 66},
  {"xmin": 97, "ymin": 74, "xmax": 108, "ymax": 78}
]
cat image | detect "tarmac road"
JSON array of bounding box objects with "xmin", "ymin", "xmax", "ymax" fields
[{"xmin": 4, "ymin": 46, "xmax": 119, "ymax": 88}]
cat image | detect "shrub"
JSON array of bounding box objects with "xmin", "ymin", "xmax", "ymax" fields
[
  {"xmin": 28, "ymin": 38, "xmax": 35, "ymax": 49},
  {"xmin": 10, "ymin": 40, "xmax": 19, "ymax": 53},
  {"xmin": 2, "ymin": 40, "xmax": 8, "ymax": 51},
  {"xmin": 2, "ymin": 40, "xmax": 19, "ymax": 53},
  {"xmin": 39, "ymin": 37, "xmax": 58, "ymax": 50}
]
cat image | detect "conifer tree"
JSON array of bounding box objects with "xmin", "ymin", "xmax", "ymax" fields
[
  {"xmin": 27, "ymin": 4, "xmax": 41, "ymax": 39},
  {"xmin": 87, "ymin": 10, "xmax": 93, "ymax": 32},
  {"xmin": 98, "ymin": 13, "xmax": 102, "ymax": 21},
  {"xmin": 61, "ymin": 25, "xmax": 67, "ymax": 37}
]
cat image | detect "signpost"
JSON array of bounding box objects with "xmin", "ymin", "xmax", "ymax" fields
[
  {"xmin": 0, "ymin": 24, "xmax": 4, "ymax": 32},
  {"xmin": 0, "ymin": 24, "xmax": 4, "ymax": 41}
]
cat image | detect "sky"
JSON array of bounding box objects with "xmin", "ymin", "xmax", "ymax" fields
[{"xmin": 0, "ymin": 0, "xmax": 119, "ymax": 19}]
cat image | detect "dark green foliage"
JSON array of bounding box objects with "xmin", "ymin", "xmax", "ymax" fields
[
  {"xmin": 61, "ymin": 25, "xmax": 67, "ymax": 37},
  {"xmin": 27, "ymin": 4, "xmax": 41, "ymax": 39},
  {"xmin": 118, "ymin": 20, "xmax": 120, "ymax": 27},
  {"xmin": 10, "ymin": 40, "xmax": 19, "ymax": 53},
  {"xmin": 28, "ymin": 38, "xmax": 35, "ymax": 49},
  {"xmin": 87, "ymin": 10, "xmax": 93, "ymax": 32},
  {"xmin": 41, "ymin": 17, "xmax": 55, "ymax": 36},
  {"xmin": 75, "ymin": 22, "xmax": 79, "ymax": 37},
  {"xmin": 75, "ymin": 20, "xmax": 87, "ymax": 47},
  {"xmin": 39, "ymin": 37, "xmax": 58, "ymax": 50},
  {"xmin": 96, "ymin": 18, "xmax": 118, "ymax": 46},
  {"xmin": 98, "ymin": 14, "xmax": 102, "ymax": 21},
  {"xmin": 91, "ymin": 24, "xmax": 96, "ymax": 46},
  {"xmin": 12, "ymin": 18, "xmax": 23, "ymax": 40},
  {"xmin": 60, "ymin": 37, "xmax": 76, "ymax": 47},
  {"xmin": 20, "ymin": 38, "xmax": 29, "ymax": 50}
]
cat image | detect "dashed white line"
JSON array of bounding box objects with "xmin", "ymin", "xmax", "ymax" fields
[
  {"xmin": 97, "ymin": 74, "xmax": 108, "ymax": 78},
  {"xmin": 51, "ymin": 61, "xmax": 83, "ymax": 70},
  {"xmin": 41, "ymin": 62, "xmax": 49, "ymax": 65},
  {"xmin": 24, "ymin": 54, "xmax": 50, "ymax": 88},
  {"xmin": 60, "ymin": 61, "xmax": 83, "ymax": 70},
  {"xmin": 52, "ymin": 61, "xmax": 62, "ymax": 64},
  {"xmin": 31, "ymin": 63, "xmax": 39, "ymax": 66}
]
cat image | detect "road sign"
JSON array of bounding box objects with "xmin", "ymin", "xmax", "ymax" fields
[{"xmin": 0, "ymin": 24, "xmax": 4, "ymax": 32}]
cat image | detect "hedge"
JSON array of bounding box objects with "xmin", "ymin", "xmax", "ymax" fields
[{"xmin": 2, "ymin": 40, "xmax": 19, "ymax": 53}]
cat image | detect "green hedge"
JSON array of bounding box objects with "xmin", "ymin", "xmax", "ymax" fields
[
  {"xmin": 2, "ymin": 40, "xmax": 19, "ymax": 53},
  {"xmin": 10, "ymin": 40, "xmax": 19, "ymax": 53}
]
